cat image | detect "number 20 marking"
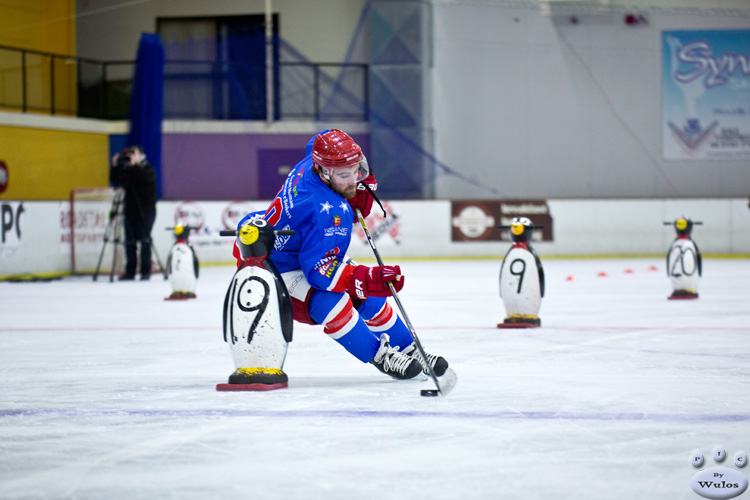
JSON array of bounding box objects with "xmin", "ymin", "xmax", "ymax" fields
[{"xmin": 670, "ymin": 247, "xmax": 698, "ymax": 278}]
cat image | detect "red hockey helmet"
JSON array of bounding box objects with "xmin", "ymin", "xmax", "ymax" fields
[{"xmin": 312, "ymin": 129, "xmax": 369, "ymax": 182}]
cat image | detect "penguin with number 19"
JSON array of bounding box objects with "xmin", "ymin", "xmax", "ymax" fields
[
  {"xmin": 497, "ymin": 217, "xmax": 545, "ymax": 328},
  {"xmin": 664, "ymin": 217, "xmax": 702, "ymax": 300}
]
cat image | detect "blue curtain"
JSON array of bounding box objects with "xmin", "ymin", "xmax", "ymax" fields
[{"xmin": 128, "ymin": 33, "xmax": 165, "ymax": 198}]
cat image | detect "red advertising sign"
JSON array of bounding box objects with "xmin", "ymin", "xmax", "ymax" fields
[{"xmin": 451, "ymin": 200, "xmax": 553, "ymax": 242}]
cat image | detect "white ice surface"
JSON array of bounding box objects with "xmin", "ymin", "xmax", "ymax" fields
[{"xmin": 1, "ymin": 258, "xmax": 749, "ymax": 500}]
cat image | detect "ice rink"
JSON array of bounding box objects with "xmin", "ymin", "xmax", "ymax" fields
[{"xmin": 1, "ymin": 256, "xmax": 749, "ymax": 500}]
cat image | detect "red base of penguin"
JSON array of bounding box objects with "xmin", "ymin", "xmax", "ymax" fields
[
  {"xmin": 216, "ymin": 382, "xmax": 288, "ymax": 392},
  {"xmin": 497, "ymin": 322, "xmax": 541, "ymax": 329},
  {"xmin": 497, "ymin": 316, "xmax": 541, "ymax": 329},
  {"xmin": 216, "ymin": 368, "xmax": 289, "ymax": 392},
  {"xmin": 164, "ymin": 291, "xmax": 197, "ymax": 301}
]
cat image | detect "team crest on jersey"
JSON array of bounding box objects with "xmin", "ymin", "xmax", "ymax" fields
[
  {"xmin": 314, "ymin": 248, "xmax": 340, "ymax": 275},
  {"xmin": 317, "ymin": 258, "xmax": 341, "ymax": 278},
  {"xmin": 332, "ymin": 216, "xmax": 341, "ymax": 227}
]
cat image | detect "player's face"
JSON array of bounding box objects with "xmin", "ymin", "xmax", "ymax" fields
[{"xmin": 327, "ymin": 164, "xmax": 361, "ymax": 199}]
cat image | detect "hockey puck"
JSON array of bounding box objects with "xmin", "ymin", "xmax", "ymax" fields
[{"xmin": 420, "ymin": 389, "xmax": 440, "ymax": 397}]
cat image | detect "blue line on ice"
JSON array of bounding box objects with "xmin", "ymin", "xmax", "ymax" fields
[{"xmin": 1, "ymin": 408, "xmax": 748, "ymax": 421}]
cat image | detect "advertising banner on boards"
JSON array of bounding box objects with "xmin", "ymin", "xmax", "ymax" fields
[
  {"xmin": 450, "ymin": 200, "xmax": 553, "ymax": 242},
  {"xmin": 662, "ymin": 30, "xmax": 750, "ymax": 160}
]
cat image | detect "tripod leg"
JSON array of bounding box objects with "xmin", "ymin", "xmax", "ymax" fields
[
  {"xmin": 93, "ymin": 223, "xmax": 110, "ymax": 281},
  {"xmin": 147, "ymin": 237, "xmax": 167, "ymax": 280},
  {"xmin": 109, "ymin": 212, "xmax": 122, "ymax": 282},
  {"xmin": 94, "ymin": 196, "xmax": 120, "ymax": 281}
]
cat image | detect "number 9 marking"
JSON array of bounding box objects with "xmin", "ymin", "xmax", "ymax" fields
[
  {"xmin": 510, "ymin": 258, "xmax": 526, "ymax": 294},
  {"xmin": 236, "ymin": 276, "xmax": 270, "ymax": 344}
]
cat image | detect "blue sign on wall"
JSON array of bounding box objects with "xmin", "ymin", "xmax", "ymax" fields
[{"xmin": 662, "ymin": 30, "xmax": 750, "ymax": 160}]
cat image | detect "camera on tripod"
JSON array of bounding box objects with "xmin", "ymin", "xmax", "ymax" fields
[
  {"xmin": 110, "ymin": 147, "xmax": 140, "ymax": 187},
  {"xmin": 115, "ymin": 151, "xmax": 134, "ymax": 169}
]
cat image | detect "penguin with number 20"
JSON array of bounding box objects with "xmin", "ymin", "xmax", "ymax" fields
[
  {"xmin": 664, "ymin": 217, "xmax": 702, "ymax": 300},
  {"xmin": 497, "ymin": 217, "xmax": 545, "ymax": 328},
  {"xmin": 216, "ymin": 217, "xmax": 295, "ymax": 392}
]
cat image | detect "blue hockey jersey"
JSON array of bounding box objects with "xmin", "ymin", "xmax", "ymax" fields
[{"xmin": 238, "ymin": 132, "xmax": 356, "ymax": 293}]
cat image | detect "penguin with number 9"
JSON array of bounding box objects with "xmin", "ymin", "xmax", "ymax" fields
[
  {"xmin": 664, "ymin": 217, "xmax": 702, "ymax": 300},
  {"xmin": 497, "ymin": 217, "xmax": 545, "ymax": 328},
  {"xmin": 216, "ymin": 217, "xmax": 295, "ymax": 391},
  {"xmin": 164, "ymin": 224, "xmax": 199, "ymax": 300}
]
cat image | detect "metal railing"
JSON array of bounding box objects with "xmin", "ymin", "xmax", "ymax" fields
[
  {"xmin": 0, "ymin": 44, "xmax": 368, "ymax": 121},
  {"xmin": 279, "ymin": 62, "xmax": 369, "ymax": 121},
  {"xmin": 0, "ymin": 44, "xmax": 79, "ymax": 116}
]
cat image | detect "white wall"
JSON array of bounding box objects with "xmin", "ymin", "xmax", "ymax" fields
[{"xmin": 2, "ymin": 198, "xmax": 748, "ymax": 278}]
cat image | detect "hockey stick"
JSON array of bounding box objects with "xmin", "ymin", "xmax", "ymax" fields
[
  {"xmin": 356, "ymin": 209, "xmax": 457, "ymax": 397},
  {"xmin": 361, "ymin": 181, "xmax": 386, "ymax": 217}
]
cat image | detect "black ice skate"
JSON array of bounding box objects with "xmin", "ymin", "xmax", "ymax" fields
[
  {"xmin": 403, "ymin": 343, "xmax": 449, "ymax": 377},
  {"xmin": 371, "ymin": 334, "xmax": 422, "ymax": 380}
]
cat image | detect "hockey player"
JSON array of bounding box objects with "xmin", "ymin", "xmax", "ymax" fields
[{"xmin": 234, "ymin": 129, "xmax": 448, "ymax": 380}]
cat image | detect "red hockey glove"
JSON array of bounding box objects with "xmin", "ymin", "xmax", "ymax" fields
[
  {"xmin": 348, "ymin": 174, "xmax": 377, "ymax": 219},
  {"xmin": 349, "ymin": 265, "xmax": 404, "ymax": 300}
]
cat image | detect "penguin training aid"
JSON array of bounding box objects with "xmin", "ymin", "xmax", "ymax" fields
[
  {"xmin": 497, "ymin": 217, "xmax": 545, "ymax": 329},
  {"xmin": 664, "ymin": 217, "xmax": 702, "ymax": 300},
  {"xmin": 164, "ymin": 224, "xmax": 200, "ymax": 300},
  {"xmin": 216, "ymin": 218, "xmax": 295, "ymax": 392}
]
